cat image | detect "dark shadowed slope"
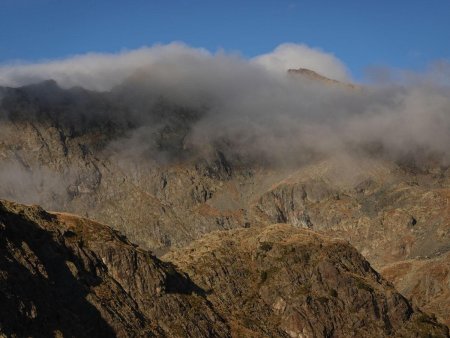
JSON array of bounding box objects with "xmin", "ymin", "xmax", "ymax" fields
[{"xmin": 0, "ymin": 199, "xmax": 230, "ymax": 337}]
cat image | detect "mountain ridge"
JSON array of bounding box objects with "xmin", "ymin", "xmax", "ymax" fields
[{"xmin": 1, "ymin": 199, "xmax": 448, "ymax": 337}]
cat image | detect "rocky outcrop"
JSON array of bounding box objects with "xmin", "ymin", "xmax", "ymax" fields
[
  {"xmin": 251, "ymin": 157, "xmax": 450, "ymax": 325},
  {"xmin": 164, "ymin": 224, "xmax": 449, "ymax": 337},
  {"xmin": 287, "ymin": 68, "xmax": 358, "ymax": 89},
  {"xmin": 381, "ymin": 253, "xmax": 450, "ymax": 326},
  {"xmin": 0, "ymin": 199, "xmax": 230, "ymax": 337},
  {"xmin": 253, "ymin": 157, "xmax": 450, "ymax": 267}
]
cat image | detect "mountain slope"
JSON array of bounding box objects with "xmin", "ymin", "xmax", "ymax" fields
[
  {"xmin": 381, "ymin": 253, "xmax": 450, "ymax": 326},
  {"xmin": 0, "ymin": 199, "xmax": 230, "ymax": 337},
  {"xmin": 1, "ymin": 199, "xmax": 448, "ymax": 337},
  {"xmin": 164, "ymin": 223, "xmax": 448, "ymax": 337}
]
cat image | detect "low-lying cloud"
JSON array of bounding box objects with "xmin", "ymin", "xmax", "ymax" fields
[
  {"xmin": 0, "ymin": 42, "xmax": 349, "ymax": 90},
  {"xmin": 0, "ymin": 42, "xmax": 449, "ymax": 170}
]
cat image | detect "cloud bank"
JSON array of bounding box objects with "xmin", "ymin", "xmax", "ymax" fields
[
  {"xmin": 0, "ymin": 42, "xmax": 449, "ymax": 170},
  {"xmin": 0, "ymin": 42, "xmax": 349, "ymax": 90}
]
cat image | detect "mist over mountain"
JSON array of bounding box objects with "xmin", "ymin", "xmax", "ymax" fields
[
  {"xmin": 1, "ymin": 43, "xmax": 449, "ymax": 169},
  {"xmin": 1, "ymin": 43, "xmax": 450, "ymax": 333}
]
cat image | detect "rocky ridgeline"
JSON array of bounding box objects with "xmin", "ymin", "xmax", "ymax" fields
[
  {"xmin": 1, "ymin": 200, "xmax": 448, "ymax": 337},
  {"xmin": 287, "ymin": 68, "xmax": 358, "ymax": 89},
  {"xmin": 164, "ymin": 224, "xmax": 449, "ymax": 337},
  {"xmin": 0, "ymin": 199, "xmax": 230, "ymax": 337}
]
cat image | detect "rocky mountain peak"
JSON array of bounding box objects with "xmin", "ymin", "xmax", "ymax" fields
[{"xmin": 288, "ymin": 68, "xmax": 358, "ymax": 89}]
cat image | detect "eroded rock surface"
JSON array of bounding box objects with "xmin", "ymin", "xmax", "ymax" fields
[
  {"xmin": 0, "ymin": 200, "xmax": 230, "ymax": 337},
  {"xmin": 164, "ymin": 224, "xmax": 449, "ymax": 337},
  {"xmin": 1, "ymin": 199, "xmax": 448, "ymax": 337}
]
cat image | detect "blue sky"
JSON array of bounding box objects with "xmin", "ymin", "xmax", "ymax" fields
[{"xmin": 1, "ymin": 0, "xmax": 449, "ymax": 79}]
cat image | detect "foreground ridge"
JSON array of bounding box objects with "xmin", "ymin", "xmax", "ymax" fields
[
  {"xmin": 164, "ymin": 224, "xmax": 449, "ymax": 337},
  {"xmin": 0, "ymin": 198, "xmax": 442, "ymax": 337},
  {"xmin": 0, "ymin": 199, "xmax": 230, "ymax": 337}
]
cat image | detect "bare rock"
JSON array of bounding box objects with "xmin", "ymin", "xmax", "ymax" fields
[{"xmin": 164, "ymin": 224, "xmax": 449, "ymax": 337}]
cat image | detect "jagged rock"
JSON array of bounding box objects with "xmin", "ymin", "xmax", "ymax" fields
[
  {"xmin": 381, "ymin": 253, "xmax": 450, "ymax": 326},
  {"xmin": 164, "ymin": 224, "xmax": 449, "ymax": 337},
  {"xmin": 0, "ymin": 200, "xmax": 230, "ymax": 337},
  {"xmin": 287, "ymin": 68, "xmax": 358, "ymax": 89}
]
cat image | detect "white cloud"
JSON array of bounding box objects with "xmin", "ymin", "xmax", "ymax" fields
[
  {"xmin": 0, "ymin": 42, "xmax": 211, "ymax": 91},
  {"xmin": 0, "ymin": 42, "xmax": 350, "ymax": 90},
  {"xmin": 252, "ymin": 43, "xmax": 350, "ymax": 81}
]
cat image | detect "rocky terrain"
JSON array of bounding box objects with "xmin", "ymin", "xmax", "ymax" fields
[
  {"xmin": 0, "ymin": 199, "xmax": 230, "ymax": 337},
  {"xmin": 251, "ymin": 156, "xmax": 450, "ymax": 325},
  {"xmin": 0, "ymin": 72, "xmax": 449, "ymax": 333},
  {"xmin": 1, "ymin": 199, "xmax": 448, "ymax": 337},
  {"xmin": 381, "ymin": 252, "xmax": 450, "ymax": 327}
]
